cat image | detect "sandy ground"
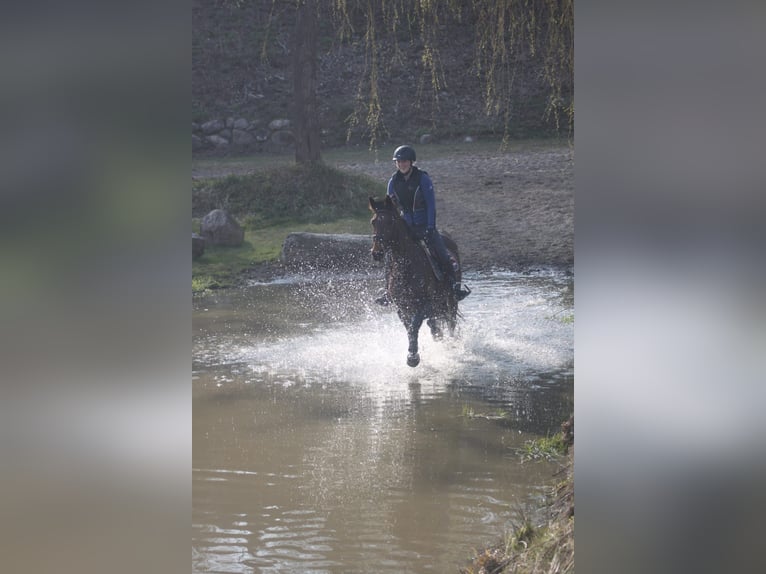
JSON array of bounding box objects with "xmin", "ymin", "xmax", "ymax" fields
[{"xmin": 335, "ymin": 142, "xmax": 574, "ymax": 272}]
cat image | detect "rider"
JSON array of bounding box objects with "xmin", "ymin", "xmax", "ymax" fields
[{"xmin": 376, "ymin": 144, "xmax": 470, "ymax": 303}]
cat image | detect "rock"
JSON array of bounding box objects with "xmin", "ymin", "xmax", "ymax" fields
[
  {"xmin": 271, "ymin": 129, "xmax": 294, "ymax": 144},
  {"xmin": 269, "ymin": 129, "xmax": 294, "ymax": 149},
  {"xmin": 419, "ymin": 133, "xmax": 433, "ymax": 144},
  {"xmin": 192, "ymin": 134, "xmax": 205, "ymax": 151},
  {"xmin": 205, "ymin": 134, "xmax": 229, "ymax": 148},
  {"xmin": 253, "ymin": 128, "xmax": 269, "ymax": 142},
  {"xmin": 192, "ymin": 233, "xmax": 205, "ymax": 259},
  {"xmin": 201, "ymin": 209, "xmax": 245, "ymax": 246},
  {"xmin": 231, "ymin": 129, "xmax": 254, "ymax": 146},
  {"xmin": 268, "ymin": 118, "xmax": 291, "ymax": 130},
  {"xmin": 201, "ymin": 119, "xmax": 225, "ymax": 135},
  {"xmin": 233, "ymin": 117, "xmax": 249, "ymax": 130},
  {"xmin": 280, "ymin": 232, "xmax": 378, "ymax": 273}
]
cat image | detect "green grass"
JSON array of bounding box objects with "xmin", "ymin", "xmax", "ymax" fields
[
  {"xmin": 461, "ymin": 404, "xmax": 509, "ymax": 421},
  {"xmin": 520, "ymin": 433, "xmax": 568, "ymax": 462},
  {"xmin": 546, "ymin": 310, "xmax": 574, "ymax": 324},
  {"xmin": 192, "ymin": 217, "xmax": 372, "ymax": 292},
  {"xmin": 192, "ymin": 161, "xmax": 379, "ymax": 293}
]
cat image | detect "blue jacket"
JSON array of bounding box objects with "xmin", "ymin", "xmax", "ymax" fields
[{"xmin": 386, "ymin": 166, "xmax": 436, "ymax": 229}]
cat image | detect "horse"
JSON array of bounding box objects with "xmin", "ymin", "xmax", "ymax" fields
[{"xmin": 369, "ymin": 196, "xmax": 463, "ymax": 367}]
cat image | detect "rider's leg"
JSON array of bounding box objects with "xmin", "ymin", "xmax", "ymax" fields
[{"xmin": 426, "ymin": 231, "xmax": 470, "ymax": 301}]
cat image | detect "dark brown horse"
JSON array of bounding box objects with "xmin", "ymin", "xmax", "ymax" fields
[{"xmin": 369, "ymin": 196, "xmax": 463, "ymax": 367}]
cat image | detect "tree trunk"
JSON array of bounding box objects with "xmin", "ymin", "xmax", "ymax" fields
[{"xmin": 292, "ymin": 0, "xmax": 321, "ymax": 163}]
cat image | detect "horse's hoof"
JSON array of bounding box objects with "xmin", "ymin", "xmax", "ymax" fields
[{"xmin": 407, "ymin": 353, "xmax": 420, "ymax": 367}]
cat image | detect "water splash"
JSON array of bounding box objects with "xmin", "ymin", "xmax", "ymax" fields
[{"xmin": 194, "ymin": 269, "xmax": 573, "ymax": 389}]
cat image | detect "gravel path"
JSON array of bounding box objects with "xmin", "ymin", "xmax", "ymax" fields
[{"xmin": 335, "ymin": 142, "xmax": 574, "ymax": 271}]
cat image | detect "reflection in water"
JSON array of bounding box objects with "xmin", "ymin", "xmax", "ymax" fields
[{"xmin": 193, "ymin": 270, "xmax": 573, "ymax": 573}]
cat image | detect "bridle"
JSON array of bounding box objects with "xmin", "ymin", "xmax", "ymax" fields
[{"xmin": 370, "ymin": 208, "xmax": 394, "ymax": 260}]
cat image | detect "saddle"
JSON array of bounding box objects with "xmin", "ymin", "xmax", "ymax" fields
[
  {"xmin": 418, "ymin": 239, "xmax": 471, "ymax": 301},
  {"xmin": 418, "ymin": 240, "xmax": 459, "ymax": 283}
]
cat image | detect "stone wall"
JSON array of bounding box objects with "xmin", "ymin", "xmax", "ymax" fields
[{"xmin": 192, "ymin": 117, "xmax": 294, "ymax": 153}]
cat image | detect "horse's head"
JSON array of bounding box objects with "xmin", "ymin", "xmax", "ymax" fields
[{"xmin": 369, "ymin": 196, "xmax": 398, "ymax": 261}]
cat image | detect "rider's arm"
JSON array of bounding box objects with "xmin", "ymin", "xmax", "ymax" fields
[
  {"xmin": 420, "ymin": 173, "xmax": 436, "ymax": 229},
  {"xmin": 386, "ymin": 178, "xmax": 396, "ymax": 199}
]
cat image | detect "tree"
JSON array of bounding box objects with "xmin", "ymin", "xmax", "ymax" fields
[
  {"xmin": 292, "ymin": 0, "xmax": 321, "ymax": 163},
  {"xmin": 253, "ymin": 0, "xmax": 573, "ymax": 162},
  {"xmin": 332, "ymin": 0, "xmax": 574, "ymax": 149}
]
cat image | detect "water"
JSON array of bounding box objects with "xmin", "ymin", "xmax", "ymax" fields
[{"xmin": 193, "ymin": 269, "xmax": 573, "ymax": 573}]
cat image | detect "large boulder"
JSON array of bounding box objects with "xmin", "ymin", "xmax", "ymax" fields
[
  {"xmin": 280, "ymin": 232, "xmax": 377, "ymax": 274},
  {"xmin": 201, "ymin": 209, "xmax": 244, "ymax": 246}
]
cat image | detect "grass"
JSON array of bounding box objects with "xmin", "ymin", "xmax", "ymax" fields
[
  {"xmin": 520, "ymin": 432, "xmax": 568, "ymax": 462},
  {"xmin": 460, "ymin": 430, "xmax": 574, "ymax": 574},
  {"xmin": 192, "ymin": 160, "xmax": 380, "ymax": 292},
  {"xmin": 192, "ymin": 216, "xmax": 372, "ymax": 292},
  {"xmin": 192, "ymin": 161, "xmax": 381, "ymax": 223},
  {"xmin": 461, "ymin": 404, "xmax": 509, "ymax": 421}
]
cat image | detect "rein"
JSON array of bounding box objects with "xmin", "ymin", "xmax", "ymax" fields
[{"xmin": 370, "ymin": 197, "xmax": 423, "ymax": 266}]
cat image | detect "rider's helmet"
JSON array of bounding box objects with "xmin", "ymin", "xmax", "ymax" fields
[{"xmin": 392, "ymin": 145, "xmax": 416, "ymax": 162}]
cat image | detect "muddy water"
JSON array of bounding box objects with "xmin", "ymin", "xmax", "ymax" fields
[{"xmin": 193, "ymin": 269, "xmax": 573, "ymax": 573}]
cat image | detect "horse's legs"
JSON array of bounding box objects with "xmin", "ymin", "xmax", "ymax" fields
[
  {"xmin": 405, "ymin": 311, "xmax": 425, "ymax": 367},
  {"xmin": 447, "ymin": 308, "xmax": 458, "ymax": 337},
  {"xmin": 427, "ymin": 317, "xmax": 443, "ymax": 341}
]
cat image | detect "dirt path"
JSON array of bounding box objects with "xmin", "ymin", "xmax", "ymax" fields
[{"xmin": 335, "ymin": 142, "xmax": 574, "ymax": 271}]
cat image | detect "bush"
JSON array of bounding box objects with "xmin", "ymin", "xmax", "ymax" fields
[{"xmin": 192, "ymin": 162, "xmax": 381, "ymax": 224}]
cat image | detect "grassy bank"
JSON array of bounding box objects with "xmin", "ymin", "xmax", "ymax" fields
[
  {"xmin": 192, "ymin": 161, "xmax": 382, "ymax": 292},
  {"xmin": 461, "ymin": 458, "xmax": 573, "ymax": 574},
  {"xmin": 460, "ymin": 416, "xmax": 574, "ymax": 574}
]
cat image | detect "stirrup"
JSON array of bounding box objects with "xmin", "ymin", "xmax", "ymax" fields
[{"xmin": 453, "ymin": 283, "xmax": 471, "ymax": 301}]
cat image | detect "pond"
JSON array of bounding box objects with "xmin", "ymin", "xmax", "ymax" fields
[{"xmin": 193, "ymin": 269, "xmax": 573, "ymax": 573}]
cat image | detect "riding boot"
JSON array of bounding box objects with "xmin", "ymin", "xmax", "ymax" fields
[
  {"xmin": 451, "ymin": 277, "xmax": 471, "ymax": 301},
  {"xmin": 453, "ymin": 281, "xmax": 470, "ymax": 301},
  {"xmin": 445, "ymin": 268, "xmax": 471, "ymax": 301}
]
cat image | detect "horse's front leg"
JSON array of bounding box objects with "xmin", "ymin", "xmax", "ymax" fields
[{"xmin": 406, "ymin": 311, "xmax": 425, "ymax": 367}]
